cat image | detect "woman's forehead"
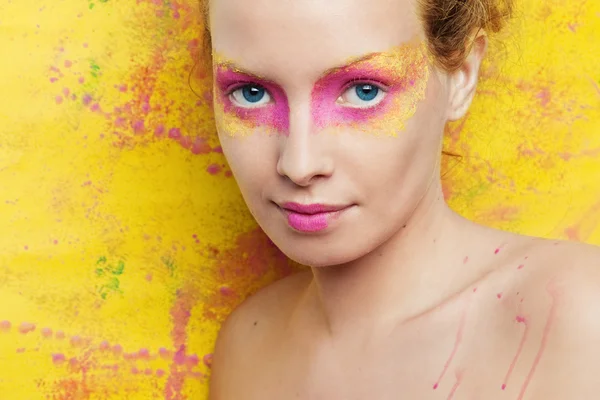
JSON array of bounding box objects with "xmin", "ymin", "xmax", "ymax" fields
[{"xmin": 209, "ymin": 0, "xmax": 423, "ymax": 84}]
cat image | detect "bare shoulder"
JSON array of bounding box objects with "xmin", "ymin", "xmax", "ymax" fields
[
  {"xmin": 517, "ymin": 239, "xmax": 600, "ymax": 398},
  {"xmin": 208, "ymin": 270, "xmax": 312, "ymax": 399}
]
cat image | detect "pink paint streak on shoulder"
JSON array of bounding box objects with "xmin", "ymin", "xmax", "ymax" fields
[
  {"xmin": 517, "ymin": 284, "xmax": 559, "ymax": 399},
  {"xmin": 502, "ymin": 315, "xmax": 530, "ymax": 390},
  {"xmin": 433, "ymin": 304, "xmax": 468, "ymax": 390}
]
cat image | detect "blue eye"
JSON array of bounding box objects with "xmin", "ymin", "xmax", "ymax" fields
[
  {"xmin": 339, "ymin": 83, "xmax": 386, "ymax": 108},
  {"xmin": 355, "ymin": 84, "xmax": 379, "ymax": 101},
  {"xmin": 231, "ymin": 84, "xmax": 271, "ymax": 108}
]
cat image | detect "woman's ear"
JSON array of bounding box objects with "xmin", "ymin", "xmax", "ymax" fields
[{"xmin": 446, "ymin": 32, "xmax": 488, "ymax": 121}]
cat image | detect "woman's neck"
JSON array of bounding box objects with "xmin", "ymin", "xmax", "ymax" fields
[{"xmin": 307, "ymin": 183, "xmax": 500, "ymax": 338}]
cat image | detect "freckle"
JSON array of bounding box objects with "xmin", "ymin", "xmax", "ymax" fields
[
  {"xmin": 518, "ymin": 264, "xmax": 525, "ymax": 270},
  {"xmin": 463, "ymin": 256, "xmax": 469, "ymax": 264},
  {"xmin": 253, "ymin": 321, "xmax": 258, "ymax": 326},
  {"xmin": 403, "ymin": 224, "xmax": 407, "ymax": 228},
  {"xmin": 473, "ymin": 287, "xmax": 478, "ymax": 293}
]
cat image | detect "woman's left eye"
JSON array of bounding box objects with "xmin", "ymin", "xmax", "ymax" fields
[{"xmin": 338, "ymin": 83, "xmax": 386, "ymax": 108}]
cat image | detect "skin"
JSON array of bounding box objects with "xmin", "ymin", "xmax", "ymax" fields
[{"xmin": 207, "ymin": 0, "xmax": 600, "ymax": 398}]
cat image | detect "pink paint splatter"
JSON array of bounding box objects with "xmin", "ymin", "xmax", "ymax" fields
[
  {"xmin": 78, "ymin": 77, "xmax": 85, "ymax": 84},
  {"xmin": 0, "ymin": 320, "xmax": 11, "ymax": 332},
  {"xmin": 82, "ymin": 94, "xmax": 92, "ymax": 105},
  {"xmin": 41, "ymin": 327, "xmax": 53, "ymax": 338},
  {"xmin": 156, "ymin": 369, "xmax": 166, "ymax": 377},
  {"xmin": 502, "ymin": 316, "xmax": 530, "ymax": 390},
  {"xmin": 19, "ymin": 322, "xmax": 36, "ymax": 334},
  {"xmin": 132, "ymin": 119, "xmax": 145, "ymax": 135},
  {"xmin": 206, "ymin": 164, "xmax": 222, "ymax": 175},
  {"xmin": 63, "ymin": 88, "xmax": 70, "ymax": 97},
  {"xmin": 50, "ymin": 77, "xmax": 58, "ymax": 83},
  {"xmin": 70, "ymin": 335, "xmax": 84, "ymax": 347},
  {"xmin": 494, "ymin": 248, "xmax": 501, "ymax": 255},
  {"xmin": 146, "ymin": 273, "xmax": 153, "ymax": 282},
  {"xmin": 56, "ymin": 330, "xmax": 65, "ymax": 339},
  {"xmin": 168, "ymin": 128, "xmax": 182, "ymax": 139},
  {"xmin": 111, "ymin": 344, "xmax": 123, "ymax": 355},
  {"xmin": 518, "ymin": 264, "xmax": 525, "ymax": 270},
  {"xmin": 55, "ymin": 96, "xmax": 63, "ymax": 104},
  {"xmin": 497, "ymin": 293, "xmax": 503, "ymax": 299},
  {"xmin": 463, "ymin": 256, "xmax": 469, "ymax": 264},
  {"xmin": 155, "ymin": 124, "xmax": 166, "ymax": 137},
  {"xmin": 52, "ymin": 353, "xmax": 66, "ymax": 365},
  {"xmin": 164, "ymin": 287, "xmax": 197, "ymax": 400},
  {"xmin": 64, "ymin": 60, "xmax": 72, "ymax": 68}
]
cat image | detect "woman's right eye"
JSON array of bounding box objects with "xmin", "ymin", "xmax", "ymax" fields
[{"xmin": 230, "ymin": 84, "xmax": 272, "ymax": 108}]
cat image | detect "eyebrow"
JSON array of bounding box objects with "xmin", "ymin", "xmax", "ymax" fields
[{"xmin": 214, "ymin": 51, "xmax": 385, "ymax": 81}]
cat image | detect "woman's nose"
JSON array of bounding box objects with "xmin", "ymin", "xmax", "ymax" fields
[{"xmin": 276, "ymin": 106, "xmax": 334, "ymax": 187}]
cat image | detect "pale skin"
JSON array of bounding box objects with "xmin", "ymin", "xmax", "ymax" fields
[{"xmin": 207, "ymin": 0, "xmax": 600, "ymax": 398}]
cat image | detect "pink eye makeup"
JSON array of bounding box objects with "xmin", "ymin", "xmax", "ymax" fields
[
  {"xmin": 212, "ymin": 41, "xmax": 429, "ymax": 138},
  {"xmin": 311, "ymin": 41, "xmax": 430, "ymax": 136},
  {"xmin": 213, "ymin": 58, "xmax": 289, "ymax": 137}
]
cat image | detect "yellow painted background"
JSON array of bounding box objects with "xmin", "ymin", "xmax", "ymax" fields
[{"xmin": 0, "ymin": 0, "xmax": 598, "ymax": 398}]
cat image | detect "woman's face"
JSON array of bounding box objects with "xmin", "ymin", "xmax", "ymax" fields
[{"xmin": 209, "ymin": 0, "xmax": 456, "ymax": 267}]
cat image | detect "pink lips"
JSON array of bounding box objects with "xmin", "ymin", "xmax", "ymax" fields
[{"xmin": 280, "ymin": 202, "xmax": 349, "ymax": 233}]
